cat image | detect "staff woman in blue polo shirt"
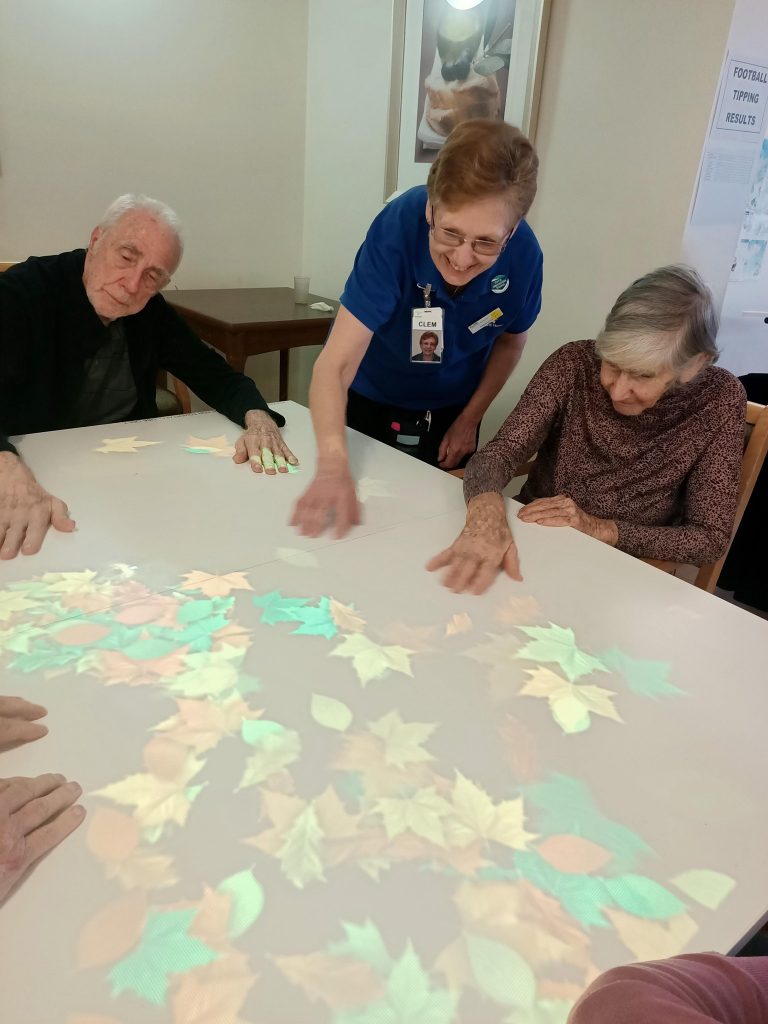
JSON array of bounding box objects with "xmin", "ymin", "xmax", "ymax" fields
[{"xmin": 292, "ymin": 119, "xmax": 543, "ymax": 538}]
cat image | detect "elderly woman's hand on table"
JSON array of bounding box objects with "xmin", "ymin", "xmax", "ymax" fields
[
  {"xmin": 427, "ymin": 493, "xmax": 522, "ymax": 594},
  {"xmin": 517, "ymin": 495, "xmax": 619, "ymax": 545},
  {"xmin": 0, "ymin": 696, "xmax": 49, "ymax": 751},
  {"xmin": 233, "ymin": 410, "xmax": 299, "ymax": 475},
  {"xmin": 0, "ymin": 775, "xmax": 85, "ymax": 905}
]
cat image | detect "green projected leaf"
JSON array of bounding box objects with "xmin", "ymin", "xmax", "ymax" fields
[
  {"xmin": 238, "ymin": 728, "xmax": 302, "ymax": 789},
  {"xmin": 466, "ymin": 934, "xmax": 536, "ymax": 1008},
  {"xmin": 311, "ymin": 694, "xmax": 353, "ymax": 732},
  {"xmin": 523, "ymin": 774, "xmax": 652, "ymax": 872},
  {"xmin": 217, "ymin": 868, "xmax": 265, "ymax": 937},
  {"xmin": 278, "ymin": 805, "xmax": 326, "ymax": 888},
  {"xmin": 252, "ymin": 591, "xmax": 338, "ymax": 637},
  {"xmin": 514, "ymin": 850, "xmax": 612, "ymax": 927},
  {"xmin": 515, "ymin": 624, "xmax": 607, "ymax": 682},
  {"xmin": 671, "ymin": 869, "xmax": 736, "ymax": 910},
  {"xmin": 291, "ymin": 597, "xmax": 338, "ymax": 638},
  {"xmin": 108, "ymin": 908, "xmax": 217, "ymax": 1006},
  {"xmin": 328, "ymin": 920, "xmax": 393, "ymax": 978},
  {"xmin": 604, "ymin": 875, "xmax": 685, "ymax": 920},
  {"xmin": 600, "ymin": 648, "xmax": 685, "ymax": 700},
  {"xmin": 241, "ymin": 719, "xmax": 285, "ymax": 745},
  {"xmin": 253, "ymin": 590, "xmax": 311, "ymax": 624}
]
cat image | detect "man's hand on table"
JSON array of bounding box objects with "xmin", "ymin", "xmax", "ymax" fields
[
  {"xmin": 0, "ymin": 774, "xmax": 85, "ymax": 905},
  {"xmin": 0, "ymin": 697, "xmax": 48, "ymax": 751},
  {"xmin": 233, "ymin": 410, "xmax": 299, "ymax": 475},
  {"xmin": 427, "ymin": 492, "xmax": 522, "ymax": 593},
  {"xmin": 0, "ymin": 453, "xmax": 75, "ymax": 559},
  {"xmin": 291, "ymin": 455, "xmax": 361, "ymax": 539}
]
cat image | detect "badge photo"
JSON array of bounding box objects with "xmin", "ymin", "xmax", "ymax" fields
[{"xmin": 410, "ymin": 306, "xmax": 444, "ymax": 364}]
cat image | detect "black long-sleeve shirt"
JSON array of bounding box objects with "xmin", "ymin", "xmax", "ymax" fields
[{"xmin": 0, "ymin": 249, "xmax": 284, "ymax": 454}]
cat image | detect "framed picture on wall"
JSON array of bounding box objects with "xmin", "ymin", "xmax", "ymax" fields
[{"xmin": 384, "ymin": 0, "xmax": 551, "ymax": 199}]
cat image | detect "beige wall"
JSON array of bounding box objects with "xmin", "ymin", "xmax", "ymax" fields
[{"xmin": 0, "ymin": 0, "xmax": 309, "ymax": 401}]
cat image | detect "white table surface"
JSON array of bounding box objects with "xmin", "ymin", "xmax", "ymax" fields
[{"xmin": 1, "ymin": 403, "xmax": 767, "ymax": 1024}]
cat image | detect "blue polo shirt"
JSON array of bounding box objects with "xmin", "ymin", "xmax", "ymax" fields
[{"xmin": 341, "ymin": 185, "xmax": 543, "ymax": 410}]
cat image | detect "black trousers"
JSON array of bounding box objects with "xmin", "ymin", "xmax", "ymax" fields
[{"xmin": 346, "ymin": 389, "xmax": 479, "ymax": 468}]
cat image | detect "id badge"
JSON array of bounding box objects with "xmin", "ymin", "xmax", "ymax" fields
[{"xmin": 410, "ymin": 307, "xmax": 444, "ymax": 364}]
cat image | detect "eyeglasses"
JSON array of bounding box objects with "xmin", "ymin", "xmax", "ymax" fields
[
  {"xmin": 429, "ymin": 211, "xmax": 510, "ymax": 257},
  {"xmin": 112, "ymin": 245, "xmax": 171, "ymax": 291}
]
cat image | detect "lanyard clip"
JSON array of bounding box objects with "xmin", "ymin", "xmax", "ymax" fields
[{"xmin": 418, "ymin": 282, "xmax": 433, "ymax": 308}]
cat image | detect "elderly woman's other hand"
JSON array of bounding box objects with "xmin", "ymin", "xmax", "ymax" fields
[
  {"xmin": 427, "ymin": 493, "xmax": 522, "ymax": 593},
  {"xmin": 0, "ymin": 774, "xmax": 85, "ymax": 904},
  {"xmin": 0, "ymin": 696, "xmax": 48, "ymax": 751},
  {"xmin": 517, "ymin": 495, "xmax": 619, "ymax": 544}
]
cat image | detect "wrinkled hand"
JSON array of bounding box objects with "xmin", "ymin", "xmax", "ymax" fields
[
  {"xmin": 0, "ymin": 697, "xmax": 48, "ymax": 751},
  {"xmin": 437, "ymin": 413, "xmax": 479, "ymax": 470},
  {"xmin": 0, "ymin": 453, "xmax": 75, "ymax": 559},
  {"xmin": 0, "ymin": 774, "xmax": 85, "ymax": 905},
  {"xmin": 427, "ymin": 493, "xmax": 522, "ymax": 593},
  {"xmin": 233, "ymin": 410, "xmax": 299, "ymax": 475},
  {"xmin": 290, "ymin": 456, "xmax": 361, "ymax": 539},
  {"xmin": 517, "ymin": 495, "xmax": 619, "ymax": 544}
]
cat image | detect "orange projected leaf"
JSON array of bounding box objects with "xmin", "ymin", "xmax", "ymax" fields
[
  {"xmin": 190, "ymin": 887, "xmax": 233, "ymax": 948},
  {"xmin": 272, "ymin": 952, "xmax": 383, "ymax": 1010},
  {"xmin": 86, "ymin": 807, "xmax": 140, "ymax": 862},
  {"xmin": 171, "ymin": 950, "xmax": 256, "ymax": 1024},
  {"xmin": 67, "ymin": 1016, "xmax": 123, "ymax": 1024},
  {"xmin": 76, "ymin": 891, "xmax": 147, "ymax": 969},
  {"xmin": 495, "ymin": 594, "xmax": 543, "ymax": 625},
  {"xmin": 53, "ymin": 623, "xmax": 111, "ymax": 646},
  {"xmin": 142, "ymin": 736, "xmax": 195, "ymax": 780},
  {"xmin": 96, "ymin": 648, "xmax": 190, "ymax": 686},
  {"xmin": 313, "ymin": 786, "xmax": 361, "ymax": 839},
  {"xmin": 538, "ymin": 978, "xmax": 588, "ymax": 1001},
  {"xmin": 115, "ymin": 597, "xmax": 180, "ymax": 628},
  {"xmin": 434, "ymin": 937, "xmax": 473, "ymax": 991},
  {"xmin": 108, "ymin": 850, "xmax": 178, "ymax": 891},
  {"xmin": 537, "ymin": 834, "xmax": 612, "ymax": 875},
  {"xmin": 444, "ymin": 613, "xmax": 472, "ymax": 637},
  {"xmin": 497, "ymin": 715, "xmax": 540, "ymax": 783},
  {"xmin": 329, "ymin": 598, "xmax": 367, "ymax": 633},
  {"xmin": 377, "ymin": 621, "xmax": 438, "ymax": 652},
  {"xmin": 180, "ymin": 571, "xmax": 254, "ymax": 598},
  {"xmin": 605, "ymin": 908, "xmax": 699, "ymax": 961}
]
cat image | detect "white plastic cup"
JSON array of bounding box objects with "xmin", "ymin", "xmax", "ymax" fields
[{"xmin": 293, "ymin": 276, "xmax": 310, "ymax": 304}]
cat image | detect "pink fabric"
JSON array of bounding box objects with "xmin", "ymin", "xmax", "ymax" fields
[{"xmin": 568, "ymin": 954, "xmax": 768, "ymax": 1024}]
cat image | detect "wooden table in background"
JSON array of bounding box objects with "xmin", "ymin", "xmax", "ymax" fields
[{"xmin": 167, "ymin": 287, "xmax": 338, "ymax": 400}]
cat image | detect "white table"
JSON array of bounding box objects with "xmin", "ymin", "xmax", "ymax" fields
[{"xmin": 1, "ymin": 403, "xmax": 767, "ymax": 1024}]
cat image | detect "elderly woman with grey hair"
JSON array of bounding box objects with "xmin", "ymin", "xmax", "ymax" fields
[{"xmin": 428, "ymin": 265, "xmax": 746, "ymax": 593}]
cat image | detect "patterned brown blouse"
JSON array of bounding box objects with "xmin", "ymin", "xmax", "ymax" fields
[{"xmin": 464, "ymin": 340, "xmax": 746, "ymax": 563}]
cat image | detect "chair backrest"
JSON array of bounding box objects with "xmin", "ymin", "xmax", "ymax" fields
[
  {"xmin": 0, "ymin": 262, "xmax": 17, "ymax": 272},
  {"xmin": 692, "ymin": 400, "xmax": 768, "ymax": 592}
]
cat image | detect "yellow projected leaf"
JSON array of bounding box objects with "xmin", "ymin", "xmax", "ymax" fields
[
  {"xmin": 494, "ymin": 595, "xmax": 543, "ymax": 625},
  {"xmin": 329, "ymin": 598, "xmax": 367, "ymax": 633},
  {"xmin": 330, "ymin": 634, "xmax": 414, "ymax": 686},
  {"xmin": 93, "ymin": 770, "xmax": 202, "ymax": 830},
  {"xmin": 368, "ymin": 710, "xmax": 436, "ymax": 768},
  {"xmin": 273, "ymin": 952, "xmax": 383, "ymax": 1010},
  {"xmin": 445, "ymin": 613, "xmax": 472, "ymax": 637},
  {"xmin": 605, "ymin": 908, "xmax": 699, "ymax": 961},
  {"xmin": 276, "ymin": 547, "xmax": 320, "ymax": 569},
  {"xmin": 95, "ymin": 437, "xmax": 160, "ymax": 454},
  {"xmin": 237, "ymin": 729, "xmax": 301, "ymax": 790},
  {"xmin": 108, "ymin": 851, "xmax": 179, "ymax": 892},
  {"xmin": 447, "ymin": 773, "xmax": 536, "ymax": 851},
  {"xmin": 0, "ymin": 592, "xmax": 37, "ymax": 621},
  {"xmin": 671, "ymin": 869, "xmax": 736, "ymax": 910},
  {"xmin": 520, "ymin": 667, "xmax": 622, "ymax": 734},
  {"xmin": 357, "ymin": 477, "xmax": 392, "ymax": 502},
  {"xmin": 376, "ymin": 787, "xmax": 453, "ymax": 847},
  {"xmin": 77, "ymin": 892, "xmax": 147, "ymax": 969},
  {"xmin": 179, "ymin": 571, "xmax": 254, "ymax": 597},
  {"xmin": 277, "ymin": 805, "xmax": 326, "ymax": 889}
]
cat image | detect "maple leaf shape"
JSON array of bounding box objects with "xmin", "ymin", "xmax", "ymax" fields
[
  {"xmin": 93, "ymin": 756, "xmax": 205, "ymax": 830},
  {"xmin": 0, "ymin": 592, "xmax": 38, "ymax": 622},
  {"xmin": 375, "ymin": 787, "xmax": 454, "ymax": 847},
  {"xmin": 273, "ymin": 952, "xmax": 384, "ymax": 1010},
  {"xmin": 494, "ymin": 594, "xmax": 543, "ymax": 625},
  {"xmin": 367, "ymin": 710, "xmax": 436, "ymax": 768},
  {"xmin": 182, "ymin": 435, "xmax": 236, "ymax": 457},
  {"xmin": 520, "ymin": 667, "xmax": 622, "ymax": 734},
  {"xmin": 515, "ymin": 623, "xmax": 607, "ymax": 682},
  {"xmin": 237, "ymin": 728, "xmax": 301, "ymax": 790},
  {"xmin": 377, "ymin": 621, "xmax": 438, "ymax": 652},
  {"xmin": 446, "ymin": 772, "xmax": 536, "ymax": 850},
  {"xmin": 179, "ymin": 571, "xmax": 254, "ymax": 598},
  {"xmin": 330, "ymin": 634, "xmax": 414, "ymax": 685},
  {"xmin": 154, "ymin": 697, "xmax": 260, "ymax": 753},
  {"xmin": 600, "ymin": 647, "xmax": 684, "ymax": 700},
  {"xmin": 464, "ymin": 632, "xmax": 523, "ymax": 667},
  {"xmin": 95, "ymin": 437, "xmax": 160, "ymax": 454},
  {"xmin": 329, "ymin": 598, "xmax": 367, "ymax": 633},
  {"xmin": 275, "ymin": 547, "xmax": 320, "ymax": 568}
]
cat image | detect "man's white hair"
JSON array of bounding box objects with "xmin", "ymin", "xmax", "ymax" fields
[{"xmin": 99, "ymin": 194, "xmax": 184, "ymax": 256}]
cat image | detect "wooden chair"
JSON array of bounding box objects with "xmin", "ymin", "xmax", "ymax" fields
[
  {"xmin": 1, "ymin": 260, "xmax": 191, "ymax": 415},
  {"xmin": 642, "ymin": 401, "xmax": 768, "ymax": 592}
]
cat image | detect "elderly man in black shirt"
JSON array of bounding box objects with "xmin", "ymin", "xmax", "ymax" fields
[{"xmin": 0, "ymin": 193, "xmax": 297, "ymax": 559}]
